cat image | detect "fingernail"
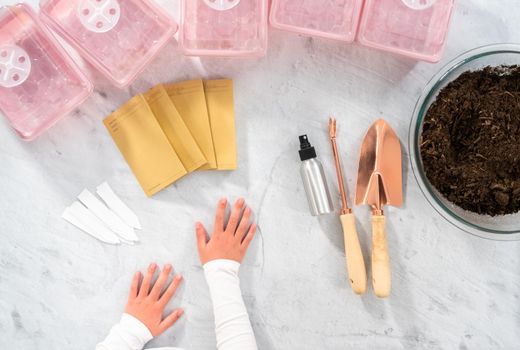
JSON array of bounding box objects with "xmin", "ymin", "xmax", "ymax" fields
[
  {"xmin": 195, "ymin": 222, "xmax": 202, "ymax": 229},
  {"xmin": 149, "ymin": 263, "xmax": 157, "ymax": 270},
  {"xmin": 164, "ymin": 264, "xmax": 172, "ymax": 272},
  {"xmin": 175, "ymin": 274, "xmax": 183, "ymax": 281},
  {"xmin": 244, "ymin": 207, "xmax": 251, "ymax": 215},
  {"xmin": 134, "ymin": 271, "xmax": 141, "ymax": 279},
  {"xmin": 219, "ymin": 198, "xmax": 227, "ymax": 205},
  {"xmin": 237, "ymin": 198, "xmax": 245, "ymax": 206},
  {"xmin": 177, "ymin": 309, "xmax": 184, "ymax": 316}
]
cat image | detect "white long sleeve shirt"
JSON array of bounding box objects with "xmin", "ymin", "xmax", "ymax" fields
[
  {"xmin": 96, "ymin": 259, "xmax": 257, "ymax": 350},
  {"xmin": 203, "ymin": 260, "xmax": 258, "ymax": 350}
]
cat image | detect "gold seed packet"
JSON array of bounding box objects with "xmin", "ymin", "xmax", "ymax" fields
[
  {"xmin": 104, "ymin": 94, "xmax": 187, "ymax": 197},
  {"xmin": 165, "ymin": 79, "xmax": 217, "ymax": 170},
  {"xmin": 144, "ymin": 84, "xmax": 207, "ymax": 172},
  {"xmin": 204, "ymin": 79, "xmax": 237, "ymax": 170}
]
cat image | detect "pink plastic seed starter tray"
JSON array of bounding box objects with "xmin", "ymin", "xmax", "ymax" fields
[
  {"xmin": 0, "ymin": 4, "xmax": 92, "ymax": 141},
  {"xmin": 180, "ymin": 0, "xmax": 268, "ymax": 57},
  {"xmin": 40, "ymin": 0, "xmax": 178, "ymax": 87},
  {"xmin": 270, "ymin": 0, "xmax": 364, "ymax": 42},
  {"xmin": 358, "ymin": 0, "xmax": 455, "ymax": 62}
]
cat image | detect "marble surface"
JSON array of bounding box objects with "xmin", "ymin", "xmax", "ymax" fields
[{"xmin": 1, "ymin": 1, "xmax": 520, "ymax": 349}]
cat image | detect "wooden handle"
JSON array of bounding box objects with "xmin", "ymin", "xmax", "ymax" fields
[
  {"xmin": 371, "ymin": 215, "xmax": 391, "ymax": 298},
  {"xmin": 340, "ymin": 213, "xmax": 367, "ymax": 295}
]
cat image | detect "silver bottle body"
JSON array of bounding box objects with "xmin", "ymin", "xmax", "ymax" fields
[{"xmin": 300, "ymin": 158, "xmax": 334, "ymax": 216}]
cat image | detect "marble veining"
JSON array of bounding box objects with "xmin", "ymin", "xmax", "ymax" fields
[{"xmin": 1, "ymin": 0, "xmax": 520, "ymax": 349}]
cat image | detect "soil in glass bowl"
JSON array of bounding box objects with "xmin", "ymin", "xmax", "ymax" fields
[{"xmin": 420, "ymin": 65, "xmax": 520, "ymax": 216}]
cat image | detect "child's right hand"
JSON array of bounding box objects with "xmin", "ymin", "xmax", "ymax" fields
[{"xmin": 195, "ymin": 198, "xmax": 257, "ymax": 265}]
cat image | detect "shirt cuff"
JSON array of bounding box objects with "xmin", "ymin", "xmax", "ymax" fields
[
  {"xmin": 120, "ymin": 313, "xmax": 154, "ymax": 345},
  {"xmin": 203, "ymin": 259, "xmax": 241, "ymax": 274}
]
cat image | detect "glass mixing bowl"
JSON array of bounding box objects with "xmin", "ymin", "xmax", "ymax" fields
[{"xmin": 409, "ymin": 44, "xmax": 520, "ymax": 240}]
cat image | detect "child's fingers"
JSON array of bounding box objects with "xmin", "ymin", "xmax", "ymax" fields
[
  {"xmin": 137, "ymin": 263, "xmax": 157, "ymax": 298},
  {"xmin": 158, "ymin": 309, "xmax": 184, "ymax": 334},
  {"xmin": 195, "ymin": 222, "xmax": 208, "ymax": 253},
  {"xmin": 127, "ymin": 271, "xmax": 141, "ymax": 301},
  {"xmin": 148, "ymin": 264, "xmax": 172, "ymax": 300},
  {"xmin": 226, "ymin": 198, "xmax": 245, "ymax": 234},
  {"xmin": 235, "ymin": 206, "xmax": 252, "ymax": 241},
  {"xmin": 241, "ymin": 223, "xmax": 257, "ymax": 250},
  {"xmin": 213, "ymin": 198, "xmax": 227, "ymax": 233},
  {"xmin": 159, "ymin": 274, "xmax": 183, "ymax": 307}
]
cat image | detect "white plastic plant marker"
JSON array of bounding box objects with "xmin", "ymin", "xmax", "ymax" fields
[
  {"xmin": 96, "ymin": 182, "xmax": 142, "ymax": 229},
  {"xmin": 401, "ymin": 0, "xmax": 437, "ymax": 10},
  {"xmin": 78, "ymin": 189, "xmax": 139, "ymax": 242},
  {"xmin": 77, "ymin": 0, "xmax": 121, "ymax": 33},
  {"xmin": 69, "ymin": 201, "xmax": 123, "ymax": 244},
  {"xmin": 62, "ymin": 203, "xmax": 121, "ymax": 245},
  {"xmin": 0, "ymin": 45, "xmax": 31, "ymax": 88},
  {"xmin": 203, "ymin": 0, "xmax": 241, "ymax": 11},
  {"xmin": 62, "ymin": 207, "xmax": 93, "ymax": 237}
]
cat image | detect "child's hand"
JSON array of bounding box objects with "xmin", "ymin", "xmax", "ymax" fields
[
  {"xmin": 124, "ymin": 263, "xmax": 183, "ymax": 336},
  {"xmin": 196, "ymin": 198, "xmax": 257, "ymax": 265}
]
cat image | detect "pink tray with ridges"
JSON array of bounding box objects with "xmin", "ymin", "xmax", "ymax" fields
[
  {"xmin": 358, "ymin": 0, "xmax": 455, "ymax": 62},
  {"xmin": 180, "ymin": 0, "xmax": 268, "ymax": 57},
  {"xmin": 270, "ymin": 0, "xmax": 364, "ymax": 42},
  {"xmin": 0, "ymin": 4, "xmax": 92, "ymax": 141},
  {"xmin": 40, "ymin": 0, "xmax": 177, "ymax": 87}
]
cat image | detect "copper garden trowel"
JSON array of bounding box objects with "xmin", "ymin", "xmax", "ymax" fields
[{"xmin": 356, "ymin": 119, "xmax": 403, "ymax": 298}]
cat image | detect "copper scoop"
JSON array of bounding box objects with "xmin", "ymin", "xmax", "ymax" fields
[
  {"xmin": 355, "ymin": 119, "xmax": 403, "ymax": 298},
  {"xmin": 329, "ymin": 118, "xmax": 367, "ymax": 295}
]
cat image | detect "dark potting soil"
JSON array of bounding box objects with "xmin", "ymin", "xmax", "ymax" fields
[{"xmin": 420, "ymin": 65, "xmax": 520, "ymax": 216}]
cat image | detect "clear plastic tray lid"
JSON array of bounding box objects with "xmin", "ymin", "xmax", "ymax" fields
[
  {"xmin": 40, "ymin": 0, "xmax": 178, "ymax": 87},
  {"xmin": 270, "ymin": 0, "xmax": 365, "ymax": 42},
  {"xmin": 358, "ymin": 0, "xmax": 455, "ymax": 62},
  {"xmin": 180, "ymin": 0, "xmax": 268, "ymax": 57},
  {"xmin": 0, "ymin": 4, "xmax": 92, "ymax": 140}
]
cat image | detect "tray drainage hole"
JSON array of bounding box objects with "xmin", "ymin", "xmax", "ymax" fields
[
  {"xmin": 12, "ymin": 74, "xmax": 20, "ymax": 82},
  {"xmin": 0, "ymin": 50, "xmax": 7, "ymax": 58},
  {"xmin": 109, "ymin": 8, "xmax": 116, "ymax": 15},
  {"xmin": 96, "ymin": 21, "xmax": 104, "ymax": 29},
  {"xmin": 18, "ymin": 56, "xmax": 25, "ymax": 63},
  {"xmin": 82, "ymin": 8, "xmax": 90, "ymax": 16}
]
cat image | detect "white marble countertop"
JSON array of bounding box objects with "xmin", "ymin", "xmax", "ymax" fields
[{"xmin": 2, "ymin": 1, "xmax": 520, "ymax": 349}]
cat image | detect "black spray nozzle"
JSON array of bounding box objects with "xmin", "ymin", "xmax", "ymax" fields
[
  {"xmin": 299, "ymin": 134, "xmax": 317, "ymax": 161},
  {"xmin": 299, "ymin": 135, "xmax": 311, "ymax": 149}
]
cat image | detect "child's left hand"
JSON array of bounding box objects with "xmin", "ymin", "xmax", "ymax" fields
[{"xmin": 124, "ymin": 263, "xmax": 184, "ymax": 336}]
